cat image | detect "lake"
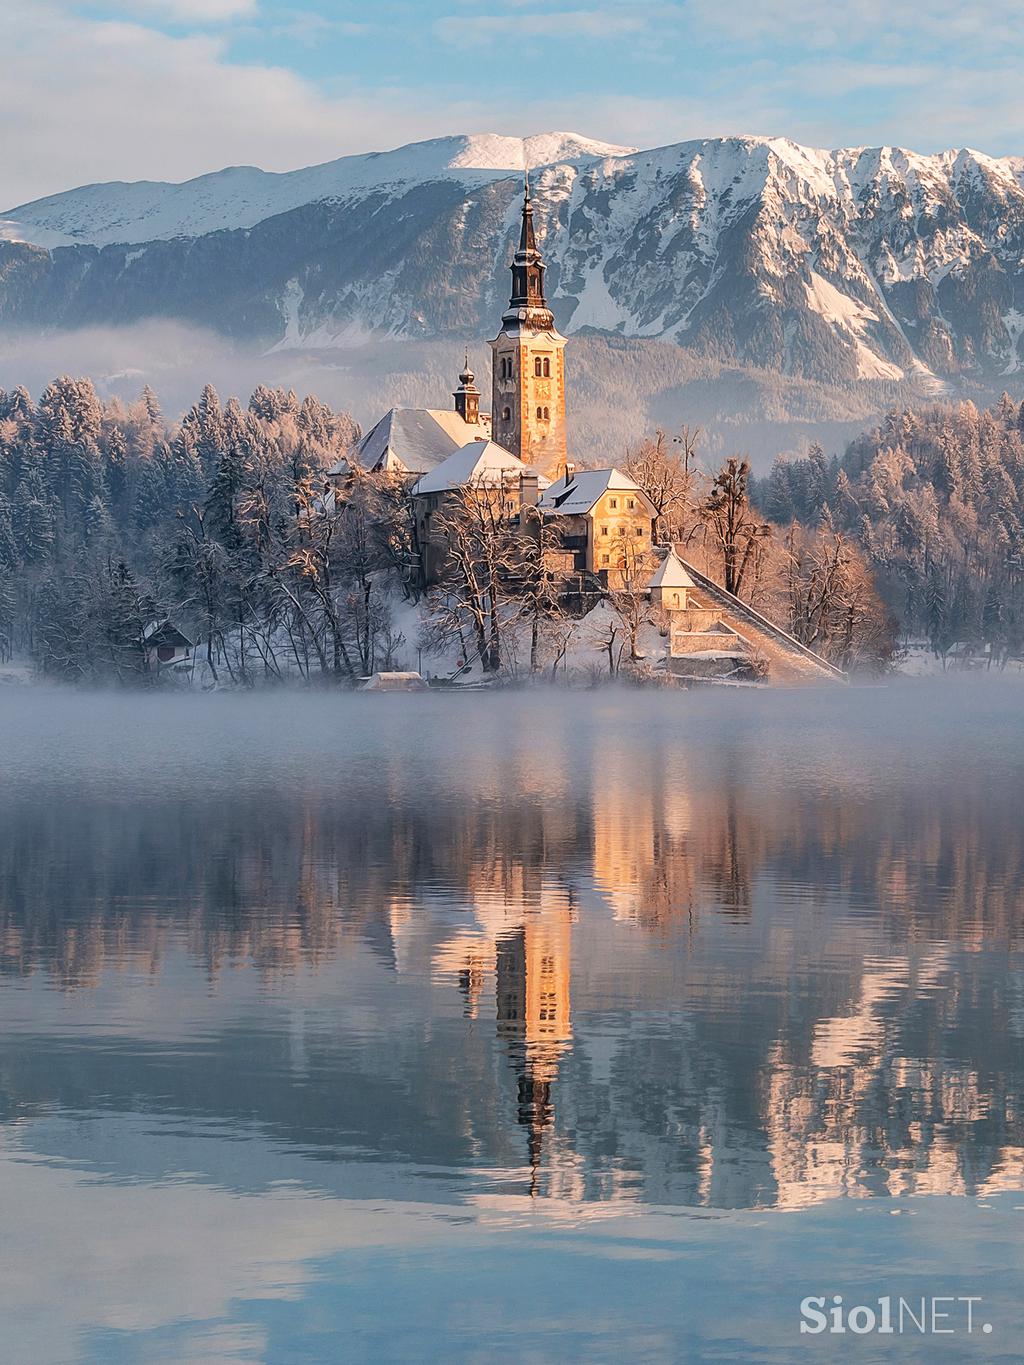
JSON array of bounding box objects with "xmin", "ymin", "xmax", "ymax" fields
[{"xmin": 1, "ymin": 681, "xmax": 1023, "ymax": 1363}]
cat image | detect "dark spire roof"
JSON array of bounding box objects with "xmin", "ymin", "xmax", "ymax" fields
[
  {"xmin": 504, "ymin": 170, "xmax": 554, "ymax": 326},
  {"xmin": 519, "ymin": 173, "xmax": 539, "ymax": 255}
]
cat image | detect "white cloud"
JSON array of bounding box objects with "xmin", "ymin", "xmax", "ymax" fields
[
  {"xmin": 0, "ymin": 1, "xmax": 697, "ymax": 207},
  {"xmin": 6, "ymin": 0, "xmax": 1024, "ymax": 210},
  {"xmin": 93, "ymin": 0, "xmax": 259, "ymax": 18},
  {"xmin": 0, "ymin": 1136, "xmax": 459, "ymax": 1363},
  {"xmin": 687, "ymin": 0, "xmax": 1024, "ymax": 52},
  {"xmin": 2, "ymin": 4, "xmax": 447, "ymax": 205}
]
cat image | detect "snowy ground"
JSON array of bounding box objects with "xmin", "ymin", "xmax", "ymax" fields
[
  {"xmin": 387, "ymin": 594, "xmax": 670, "ymax": 686},
  {"xmin": 0, "ymin": 657, "xmax": 33, "ymax": 686},
  {"xmin": 897, "ymin": 641, "xmax": 1024, "ymax": 678}
]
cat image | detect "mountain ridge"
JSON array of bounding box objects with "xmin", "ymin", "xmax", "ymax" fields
[
  {"xmin": 3, "ymin": 129, "xmax": 1024, "ymax": 388},
  {"xmin": 0, "ymin": 132, "xmax": 634, "ymax": 247}
]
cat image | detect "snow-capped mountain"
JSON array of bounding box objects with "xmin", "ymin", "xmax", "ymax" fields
[{"xmin": 4, "ymin": 130, "xmax": 1024, "ymax": 384}]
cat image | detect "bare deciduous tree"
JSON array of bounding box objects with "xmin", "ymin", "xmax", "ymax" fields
[
  {"xmin": 701, "ymin": 457, "xmax": 772, "ymax": 599},
  {"xmin": 625, "ymin": 425, "xmax": 703, "ymax": 542},
  {"xmin": 784, "ymin": 523, "xmax": 896, "ymax": 671},
  {"xmin": 421, "ymin": 477, "xmax": 525, "ymax": 674}
]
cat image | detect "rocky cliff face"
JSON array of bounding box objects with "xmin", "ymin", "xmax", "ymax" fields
[{"xmin": 4, "ymin": 132, "xmax": 1024, "ymax": 386}]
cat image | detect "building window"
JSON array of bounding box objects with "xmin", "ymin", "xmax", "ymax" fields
[
  {"xmin": 542, "ymin": 406, "xmax": 549, "ymax": 420},
  {"xmin": 609, "ymin": 498, "xmax": 617, "ymax": 509},
  {"xmin": 627, "ymin": 498, "xmax": 635, "ymax": 509},
  {"xmin": 542, "ymin": 357, "xmax": 551, "ymax": 377},
  {"xmin": 618, "ymin": 525, "xmax": 626, "ymax": 535},
  {"xmin": 601, "ymin": 526, "xmax": 609, "ymax": 536},
  {"xmin": 534, "ymin": 357, "xmax": 543, "ymax": 377},
  {"xmin": 536, "ymin": 405, "xmax": 543, "ymax": 419},
  {"xmin": 634, "ymin": 526, "xmax": 643, "ymax": 537},
  {"xmin": 601, "ymin": 554, "xmax": 609, "ymax": 565},
  {"xmin": 502, "ymin": 406, "xmax": 511, "ymax": 421}
]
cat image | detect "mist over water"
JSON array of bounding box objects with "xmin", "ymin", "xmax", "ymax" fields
[
  {"xmin": 2, "ymin": 680, "xmax": 1023, "ymax": 1361},
  {"xmin": 0, "ymin": 324, "xmax": 892, "ymax": 468}
]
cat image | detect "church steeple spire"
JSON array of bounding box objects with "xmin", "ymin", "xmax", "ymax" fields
[
  {"xmin": 506, "ymin": 172, "xmax": 552, "ymax": 325},
  {"xmin": 519, "ymin": 172, "xmax": 538, "ymax": 254}
]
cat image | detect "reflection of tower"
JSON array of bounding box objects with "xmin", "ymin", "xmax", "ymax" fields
[{"xmin": 495, "ymin": 910, "xmax": 573, "ymax": 1194}]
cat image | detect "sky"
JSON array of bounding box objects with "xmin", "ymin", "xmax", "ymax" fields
[{"xmin": 6, "ymin": 0, "xmax": 1024, "ymax": 207}]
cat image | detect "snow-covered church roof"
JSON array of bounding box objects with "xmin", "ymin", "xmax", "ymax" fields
[
  {"xmin": 328, "ymin": 407, "xmax": 492, "ymax": 479},
  {"xmin": 539, "ymin": 467, "xmax": 655, "ymax": 516},
  {"xmin": 411, "ymin": 439, "xmax": 548, "ymax": 495}
]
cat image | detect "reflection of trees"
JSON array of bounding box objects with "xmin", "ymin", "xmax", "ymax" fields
[
  {"xmin": 0, "ymin": 788, "xmax": 585, "ymax": 988},
  {"xmin": 1, "ymin": 710, "xmax": 1023, "ymax": 1208},
  {"xmin": 588, "ymin": 737, "xmax": 765, "ymax": 929}
]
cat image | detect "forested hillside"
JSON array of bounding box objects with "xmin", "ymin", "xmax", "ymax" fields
[
  {"xmin": 5, "ymin": 372, "xmax": 1021, "ymax": 685},
  {"xmin": 0, "ymin": 378, "xmax": 366, "ymax": 680},
  {"xmin": 758, "ymin": 397, "xmax": 1024, "ymax": 661}
]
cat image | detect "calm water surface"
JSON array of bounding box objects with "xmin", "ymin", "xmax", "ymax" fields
[{"xmin": 2, "ymin": 682, "xmax": 1023, "ymax": 1363}]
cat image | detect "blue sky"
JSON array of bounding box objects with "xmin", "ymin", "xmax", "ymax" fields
[{"xmin": 6, "ymin": 0, "xmax": 1024, "ymax": 205}]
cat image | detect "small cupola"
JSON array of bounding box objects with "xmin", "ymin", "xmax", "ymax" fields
[{"xmin": 453, "ymin": 350, "xmax": 480, "ymax": 424}]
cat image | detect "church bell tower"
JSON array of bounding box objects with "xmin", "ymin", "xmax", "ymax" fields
[{"xmin": 489, "ymin": 175, "xmax": 567, "ymax": 474}]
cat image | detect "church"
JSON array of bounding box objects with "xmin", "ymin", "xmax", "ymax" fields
[
  {"xmin": 330, "ymin": 177, "xmax": 843, "ymax": 684},
  {"xmin": 330, "ymin": 176, "xmax": 660, "ymax": 592},
  {"xmin": 330, "ymin": 176, "xmax": 570, "ymax": 482}
]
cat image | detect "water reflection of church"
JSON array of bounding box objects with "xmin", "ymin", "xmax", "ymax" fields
[
  {"xmin": 495, "ymin": 914, "xmax": 573, "ymax": 1192},
  {"xmin": 416, "ymin": 732, "xmax": 1024, "ymax": 1206},
  {"xmin": 431, "ymin": 883, "xmax": 575, "ymax": 1196},
  {"xmin": 10, "ymin": 724, "xmax": 1024, "ymax": 1210}
]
